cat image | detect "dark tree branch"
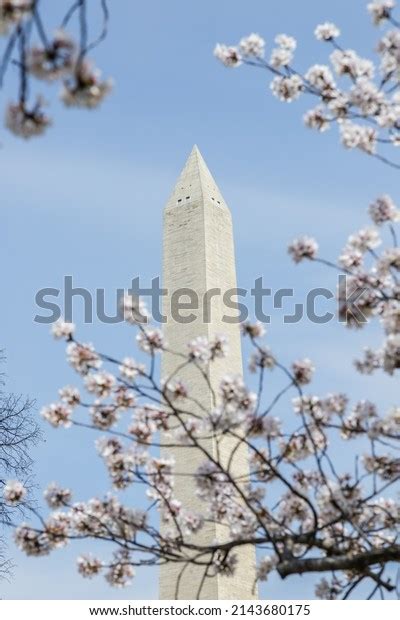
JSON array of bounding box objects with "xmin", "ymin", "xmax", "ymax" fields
[{"xmin": 278, "ymin": 546, "xmax": 400, "ymax": 582}]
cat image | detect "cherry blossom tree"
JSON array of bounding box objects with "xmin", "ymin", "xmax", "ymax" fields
[
  {"xmin": 10, "ymin": 225, "xmax": 400, "ymax": 599},
  {"xmin": 0, "ymin": 0, "xmax": 111, "ymax": 138},
  {"xmin": 214, "ymin": 1, "xmax": 400, "ymax": 170}
]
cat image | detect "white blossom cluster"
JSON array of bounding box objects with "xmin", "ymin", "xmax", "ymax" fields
[
  {"xmin": 368, "ymin": 0, "xmax": 396, "ymax": 26},
  {"xmin": 214, "ymin": 33, "xmax": 265, "ymax": 67},
  {"xmin": 3, "ymin": 479, "xmax": 26, "ymax": 505},
  {"xmin": 5, "ymin": 98, "xmax": 52, "ymax": 139},
  {"xmin": 61, "ymin": 60, "xmax": 113, "ymax": 110},
  {"xmin": 288, "ymin": 236, "xmax": 319, "ymax": 263},
  {"xmin": 187, "ymin": 334, "xmax": 229, "ymax": 364},
  {"xmin": 0, "ymin": 0, "xmax": 32, "ymax": 35},
  {"xmin": 314, "ymin": 23, "xmax": 341, "ymax": 41},
  {"xmin": 27, "ymin": 30, "xmax": 76, "ymax": 81},
  {"xmin": 269, "ymin": 34, "xmax": 297, "ymax": 69}
]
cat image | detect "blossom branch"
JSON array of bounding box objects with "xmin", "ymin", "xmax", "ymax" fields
[{"xmin": 214, "ymin": 2, "xmax": 400, "ymax": 169}]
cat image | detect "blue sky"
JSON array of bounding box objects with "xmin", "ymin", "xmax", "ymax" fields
[{"xmin": 1, "ymin": 0, "xmax": 398, "ymax": 600}]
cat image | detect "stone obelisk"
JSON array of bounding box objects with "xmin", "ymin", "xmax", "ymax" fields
[{"xmin": 160, "ymin": 146, "xmax": 257, "ymax": 600}]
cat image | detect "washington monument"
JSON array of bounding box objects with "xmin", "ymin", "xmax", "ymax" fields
[{"xmin": 160, "ymin": 146, "xmax": 257, "ymax": 600}]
